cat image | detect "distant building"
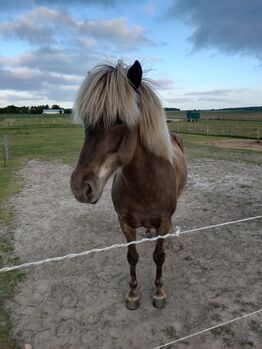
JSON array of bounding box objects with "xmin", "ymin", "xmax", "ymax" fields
[{"xmin": 42, "ymin": 108, "xmax": 64, "ymax": 114}]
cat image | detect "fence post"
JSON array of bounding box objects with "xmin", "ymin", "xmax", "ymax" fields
[
  {"xmin": 2, "ymin": 134, "xmax": 8, "ymax": 167},
  {"xmin": 206, "ymin": 126, "xmax": 209, "ymax": 136},
  {"xmin": 257, "ymin": 129, "xmax": 260, "ymax": 141}
]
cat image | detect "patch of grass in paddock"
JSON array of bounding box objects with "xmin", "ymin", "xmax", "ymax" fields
[
  {"xmin": 0, "ymin": 161, "xmax": 24, "ymax": 349},
  {"xmin": 1, "ymin": 126, "xmax": 84, "ymax": 163},
  {"xmin": 0, "ymin": 160, "xmax": 23, "ymax": 225},
  {"xmin": 184, "ymin": 142, "xmax": 262, "ymax": 165},
  {"xmin": 0, "ymin": 253, "xmax": 23, "ymax": 349},
  {"xmin": 169, "ymin": 118, "xmax": 262, "ymax": 139},
  {"xmin": 0, "ymin": 265, "xmax": 23, "ymax": 349},
  {"xmin": 0, "ymin": 223, "xmax": 23, "ymax": 349},
  {"xmin": 179, "ymin": 134, "xmax": 262, "ymax": 165},
  {"xmin": 168, "ymin": 118, "xmax": 262, "ymax": 128},
  {"xmin": 166, "ymin": 110, "xmax": 262, "ymax": 121}
]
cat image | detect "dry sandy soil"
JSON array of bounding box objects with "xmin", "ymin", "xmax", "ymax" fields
[
  {"xmin": 197, "ymin": 140, "xmax": 262, "ymax": 152},
  {"xmin": 6, "ymin": 157, "xmax": 262, "ymax": 349}
]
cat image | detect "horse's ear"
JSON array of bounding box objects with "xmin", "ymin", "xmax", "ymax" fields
[{"xmin": 127, "ymin": 60, "xmax": 142, "ymax": 89}]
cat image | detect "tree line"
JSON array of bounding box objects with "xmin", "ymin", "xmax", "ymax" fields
[{"xmin": 0, "ymin": 105, "xmax": 72, "ymax": 114}]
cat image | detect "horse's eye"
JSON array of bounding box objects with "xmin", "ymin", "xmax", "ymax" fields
[{"xmin": 114, "ymin": 117, "xmax": 123, "ymax": 126}]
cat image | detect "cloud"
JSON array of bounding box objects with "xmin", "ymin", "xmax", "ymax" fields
[
  {"xmin": 140, "ymin": 2, "xmax": 157, "ymax": 16},
  {"xmin": 18, "ymin": 47, "xmax": 97, "ymax": 76},
  {"xmin": 0, "ymin": 5, "xmax": 155, "ymax": 106},
  {"xmin": 0, "ymin": 7, "xmax": 150, "ymax": 50},
  {"xmin": 185, "ymin": 88, "xmax": 248, "ymax": 96},
  {"xmin": 197, "ymin": 97, "xmax": 238, "ymax": 103},
  {"xmin": 163, "ymin": 87, "xmax": 262, "ymax": 108},
  {"xmin": 167, "ymin": 0, "xmax": 262, "ymax": 62},
  {"xmin": 80, "ymin": 18, "xmax": 151, "ymax": 49},
  {"xmin": 0, "ymin": 65, "xmax": 80, "ymax": 105},
  {"xmin": 0, "ymin": 65, "xmax": 79, "ymax": 92},
  {"xmin": 153, "ymin": 78, "xmax": 175, "ymax": 90},
  {"xmin": 165, "ymin": 97, "xmax": 193, "ymax": 104},
  {"xmin": 0, "ymin": 0, "xmax": 118, "ymax": 11},
  {"xmin": 0, "ymin": 7, "xmax": 75, "ymax": 45}
]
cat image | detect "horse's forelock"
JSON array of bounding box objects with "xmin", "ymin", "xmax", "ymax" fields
[{"xmin": 73, "ymin": 61, "xmax": 173, "ymax": 164}]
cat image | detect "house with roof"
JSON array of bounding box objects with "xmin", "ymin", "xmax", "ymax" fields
[{"xmin": 42, "ymin": 108, "xmax": 64, "ymax": 114}]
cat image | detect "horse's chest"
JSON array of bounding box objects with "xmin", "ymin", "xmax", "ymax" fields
[{"xmin": 111, "ymin": 173, "xmax": 177, "ymax": 228}]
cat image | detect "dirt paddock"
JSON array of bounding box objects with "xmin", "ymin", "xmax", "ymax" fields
[
  {"xmin": 197, "ymin": 139, "xmax": 262, "ymax": 152},
  {"xmin": 7, "ymin": 158, "xmax": 262, "ymax": 349}
]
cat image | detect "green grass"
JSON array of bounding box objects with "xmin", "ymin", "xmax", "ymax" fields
[
  {"xmin": 0, "ymin": 161, "xmax": 22, "ymax": 224},
  {"xmin": 1, "ymin": 127, "xmax": 84, "ymax": 163},
  {"xmin": 180, "ymin": 134, "xmax": 262, "ymax": 165},
  {"xmin": 0, "ymin": 264, "xmax": 23, "ymax": 349},
  {"xmin": 166, "ymin": 109, "xmax": 262, "ymax": 121},
  {"xmin": 0, "ymin": 113, "xmax": 70, "ymax": 121},
  {"xmin": 0, "ymin": 160, "xmax": 23, "ymax": 349},
  {"xmin": 169, "ymin": 119, "xmax": 262, "ymax": 139}
]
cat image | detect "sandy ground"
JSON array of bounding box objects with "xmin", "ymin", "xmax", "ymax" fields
[
  {"xmin": 197, "ymin": 139, "xmax": 262, "ymax": 152},
  {"xmin": 6, "ymin": 158, "xmax": 262, "ymax": 349}
]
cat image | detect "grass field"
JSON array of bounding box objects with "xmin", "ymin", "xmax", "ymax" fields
[
  {"xmin": 166, "ymin": 109, "xmax": 262, "ymax": 120},
  {"xmin": 169, "ymin": 119, "xmax": 262, "ymax": 139},
  {"xmin": 0, "ymin": 112, "xmax": 261, "ymax": 347}
]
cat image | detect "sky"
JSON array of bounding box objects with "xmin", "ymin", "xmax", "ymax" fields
[{"xmin": 0, "ymin": 0, "xmax": 261, "ymax": 110}]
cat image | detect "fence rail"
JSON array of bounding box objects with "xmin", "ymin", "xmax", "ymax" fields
[
  {"xmin": 1, "ymin": 215, "xmax": 261, "ymax": 273},
  {"xmin": 170, "ymin": 123, "xmax": 261, "ymax": 140}
]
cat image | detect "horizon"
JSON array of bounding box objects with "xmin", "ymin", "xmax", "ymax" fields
[
  {"xmin": 0, "ymin": 1, "xmax": 261, "ymax": 109},
  {"xmin": 1, "ymin": 104, "xmax": 262, "ymax": 113}
]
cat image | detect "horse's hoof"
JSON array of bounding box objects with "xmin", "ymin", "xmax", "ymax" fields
[
  {"xmin": 126, "ymin": 294, "xmax": 140, "ymax": 310},
  {"xmin": 152, "ymin": 294, "xmax": 166, "ymax": 308}
]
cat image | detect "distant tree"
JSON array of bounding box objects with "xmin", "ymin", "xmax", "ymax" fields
[
  {"xmin": 0, "ymin": 104, "xmax": 75, "ymax": 114},
  {"xmin": 30, "ymin": 106, "xmax": 37, "ymax": 114},
  {"xmin": 164, "ymin": 107, "xmax": 180, "ymax": 111},
  {"xmin": 6, "ymin": 105, "xmax": 20, "ymax": 113},
  {"xmin": 20, "ymin": 106, "xmax": 29, "ymax": 114}
]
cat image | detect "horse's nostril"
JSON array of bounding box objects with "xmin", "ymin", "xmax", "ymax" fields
[{"xmin": 85, "ymin": 183, "xmax": 92, "ymax": 198}]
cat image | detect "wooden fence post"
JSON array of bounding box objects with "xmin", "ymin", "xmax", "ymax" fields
[
  {"xmin": 257, "ymin": 129, "xmax": 260, "ymax": 141},
  {"xmin": 2, "ymin": 134, "xmax": 8, "ymax": 167}
]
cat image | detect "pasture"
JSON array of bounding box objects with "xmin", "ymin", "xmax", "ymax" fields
[
  {"xmin": 0, "ymin": 114, "xmax": 262, "ymax": 348},
  {"xmin": 166, "ymin": 109, "xmax": 262, "ymax": 121}
]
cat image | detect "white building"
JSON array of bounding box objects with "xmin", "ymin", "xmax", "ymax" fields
[{"xmin": 42, "ymin": 109, "xmax": 64, "ymax": 114}]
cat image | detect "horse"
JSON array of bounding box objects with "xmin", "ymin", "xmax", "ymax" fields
[{"xmin": 70, "ymin": 60, "xmax": 187, "ymax": 310}]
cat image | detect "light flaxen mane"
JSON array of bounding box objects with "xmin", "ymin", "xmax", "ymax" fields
[{"xmin": 74, "ymin": 61, "xmax": 173, "ymax": 164}]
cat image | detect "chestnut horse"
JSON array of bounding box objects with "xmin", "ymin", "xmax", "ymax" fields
[{"xmin": 70, "ymin": 60, "xmax": 187, "ymax": 310}]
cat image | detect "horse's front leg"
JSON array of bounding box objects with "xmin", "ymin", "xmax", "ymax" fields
[
  {"xmin": 119, "ymin": 220, "xmax": 140, "ymax": 310},
  {"xmin": 152, "ymin": 220, "xmax": 171, "ymax": 308}
]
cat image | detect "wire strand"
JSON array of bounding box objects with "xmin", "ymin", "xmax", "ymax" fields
[
  {"xmin": 0, "ymin": 215, "xmax": 261, "ymax": 273},
  {"xmin": 152, "ymin": 308, "xmax": 262, "ymax": 348}
]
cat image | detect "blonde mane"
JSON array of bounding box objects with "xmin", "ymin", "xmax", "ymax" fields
[{"xmin": 74, "ymin": 61, "xmax": 173, "ymax": 163}]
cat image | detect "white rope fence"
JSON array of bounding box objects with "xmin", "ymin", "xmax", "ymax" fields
[
  {"xmin": 152, "ymin": 308, "xmax": 262, "ymax": 348},
  {"xmin": 0, "ymin": 215, "xmax": 261, "ymax": 273}
]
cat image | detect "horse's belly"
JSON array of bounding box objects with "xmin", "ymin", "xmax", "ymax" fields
[
  {"xmin": 117, "ymin": 211, "xmax": 172, "ymax": 229},
  {"xmin": 112, "ymin": 188, "xmax": 176, "ymax": 228}
]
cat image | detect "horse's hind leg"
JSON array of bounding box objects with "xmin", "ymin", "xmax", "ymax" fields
[
  {"xmin": 152, "ymin": 220, "xmax": 171, "ymax": 308},
  {"xmin": 119, "ymin": 221, "xmax": 140, "ymax": 310}
]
